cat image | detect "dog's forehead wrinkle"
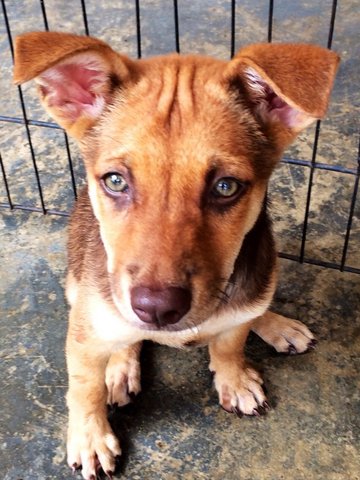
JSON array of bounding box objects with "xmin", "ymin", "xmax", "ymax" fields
[{"xmin": 132, "ymin": 55, "xmax": 223, "ymax": 129}]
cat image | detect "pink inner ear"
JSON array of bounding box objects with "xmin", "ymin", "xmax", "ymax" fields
[
  {"xmin": 263, "ymin": 85, "xmax": 299, "ymax": 127},
  {"xmin": 38, "ymin": 60, "xmax": 108, "ymax": 121},
  {"xmin": 244, "ymin": 68, "xmax": 306, "ymax": 129}
]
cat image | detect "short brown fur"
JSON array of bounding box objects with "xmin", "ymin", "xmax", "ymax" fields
[{"xmin": 14, "ymin": 32, "xmax": 339, "ymax": 479}]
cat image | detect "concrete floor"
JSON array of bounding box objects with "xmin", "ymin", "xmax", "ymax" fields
[
  {"xmin": 0, "ymin": 209, "xmax": 359, "ymax": 479},
  {"xmin": 0, "ymin": 0, "xmax": 359, "ymax": 479}
]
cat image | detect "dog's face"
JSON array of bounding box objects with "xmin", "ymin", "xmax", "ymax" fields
[
  {"xmin": 14, "ymin": 33, "xmax": 339, "ymax": 331},
  {"xmin": 84, "ymin": 55, "xmax": 275, "ymax": 330}
]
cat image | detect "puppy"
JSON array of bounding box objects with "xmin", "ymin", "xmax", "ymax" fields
[{"xmin": 14, "ymin": 32, "xmax": 339, "ymax": 479}]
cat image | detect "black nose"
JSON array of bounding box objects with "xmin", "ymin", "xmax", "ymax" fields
[{"xmin": 131, "ymin": 286, "xmax": 191, "ymax": 327}]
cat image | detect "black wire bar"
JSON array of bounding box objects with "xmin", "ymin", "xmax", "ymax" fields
[
  {"xmin": 299, "ymin": 0, "xmax": 338, "ymax": 262},
  {"xmin": 340, "ymin": 137, "xmax": 360, "ymax": 271},
  {"xmin": 0, "ymin": 152, "xmax": 13, "ymax": 209},
  {"xmin": 39, "ymin": 0, "xmax": 49, "ymax": 31},
  {"xmin": 1, "ymin": 0, "xmax": 47, "ymax": 214},
  {"xmin": 39, "ymin": 0, "xmax": 77, "ymax": 200},
  {"xmin": 279, "ymin": 253, "xmax": 360, "ymax": 275},
  {"xmin": 173, "ymin": 0, "xmax": 180, "ymax": 53},
  {"xmin": 0, "ymin": 202, "xmax": 70, "ymax": 216},
  {"xmin": 0, "ymin": 115, "xmax": 61, "ymax": 129},
  {"xmin": 230, "ymin": 0, "xmax": 236, "ymax": 57},
  {"xmin": 268, "ymin": 0, "xmax": 274, "ymax": 43},
  {"xmin": 135, "ymin": 0, "xmax": 142, "ymax": 58},
  {"xmin": 81, "ymin": 0, "xmax": 90, "ymax": 35}
]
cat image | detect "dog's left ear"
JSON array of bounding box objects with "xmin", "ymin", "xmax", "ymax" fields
[{"xmin": 225, "ymin": 43, "xmax": 340, "ymax": 146}]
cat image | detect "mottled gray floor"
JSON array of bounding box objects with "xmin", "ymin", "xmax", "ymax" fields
[
  {"xmin": 1, "ymin": 1, "xmax": 359, "ymax": 479},
  {"xmin": 0, "ymin": 209, "xmax": 359, "ymax": 480}
]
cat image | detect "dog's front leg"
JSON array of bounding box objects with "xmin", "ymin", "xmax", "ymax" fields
[
  {"xmin": 209, "ymin": 323, "xmax": 268, "ymax": 417},
  {"xmin": 66, "ymin": 324, "xmax": 121, "ymax": 480}
]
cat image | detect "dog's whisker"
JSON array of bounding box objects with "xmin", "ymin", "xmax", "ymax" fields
[
  {"xmin": 215, "ymin": 288, "xmax": 230, "ymax": 299},
  {"xmin": 210, "ymin": 293, "xmax": 230, "ymax": 305}
]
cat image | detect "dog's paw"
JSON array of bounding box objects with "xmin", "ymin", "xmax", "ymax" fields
[
  {"xmin": 67, "ymin": 415, "xmax": 121, "ymax": 480},
  {"xmin": 105, "ymin": 351, "xmax": 141, "ymax": 406},
  {"xmin": 212, "ymin": 364, "xmax": 269, "ymax": 416},
  {"xmin": 253, "ymin": 312, "xmax": 317, "ymax": 355}
]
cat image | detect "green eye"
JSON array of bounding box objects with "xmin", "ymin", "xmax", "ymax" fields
[
  {"xmin": 212, "ymin": 177, "xmax": 240, "ymax": 197},
  {"xmin": 103, "ymin": 173, "xmax": 128, "ymax": 193}
]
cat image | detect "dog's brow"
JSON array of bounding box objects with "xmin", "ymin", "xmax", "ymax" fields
[
  {"xmin": 100, "ymin": 156, "xmax": 129, "ymax": 167},
  {"xmin": 96, "ymin": 134, "xmax": 132, "ymax": 163},
  {"xmin": 206, "ymin": 155, "xmax": 255, "ymax": 181}
]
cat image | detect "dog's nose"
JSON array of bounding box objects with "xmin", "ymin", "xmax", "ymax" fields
[{"xmin": 131, "ymin": 286, "xmax": 191, "ymax": 326}]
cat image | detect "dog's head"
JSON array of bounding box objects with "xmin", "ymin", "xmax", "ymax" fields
[{"xmin": 14, "ymin": 33, "xmax": 339, "ymax": 332}]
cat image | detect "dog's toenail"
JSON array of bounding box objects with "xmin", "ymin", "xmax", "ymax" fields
[
  {"xmin": 288, "ymin": 344, "xmax": 297, "ymax": 355},
  {"xmin": 307, "ymin": 339, "xmax": 318, "ymax": 350},
  {"xmin": 128, "ymin": 391, "xmax": 136, "ymax": 401},
  {"xmin": 262, "ymin": 400, "xmax": 271, "ymax": 411},
  {"xmin": 71, "ymin": 462, "xmax": 81, "ymax": 474},
  {"xmin": 106, "ymin": 470, "xmax": 114, "ymax": 479},
  {"xmin": 231, "ymin": 406, "xmax": 243, "ymax": 418},
  {"xmin": 252, "ymin": 408, "xmax": 261, "ymax": 417},
  {"xmin": 257, "ymin": 405, "xmax": 267, "ymax": 416}
]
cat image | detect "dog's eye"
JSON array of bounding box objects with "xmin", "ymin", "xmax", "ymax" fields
[
  {"xmin": 212, "ymin": 177, "xmax": 242, "ymax": 198},
  {"xmin": 103, "ymin": 173, "xmax": 128, "ymax": 194}
]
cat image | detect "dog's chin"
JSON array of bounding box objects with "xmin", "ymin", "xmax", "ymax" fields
[{"xmin": 132, "ymin": 319, "xmax": 197, "ymax": 333}]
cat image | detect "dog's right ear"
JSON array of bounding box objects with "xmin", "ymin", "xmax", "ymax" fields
[{"xmin": 14, "ymin": 32, "xmax": 135, "ymax": 139}]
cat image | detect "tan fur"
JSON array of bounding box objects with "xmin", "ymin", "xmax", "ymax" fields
[
  {"xmin": 209, "ymin": 324, "xmax": 266, "ymax": 415},
  {"xmin": 14, "ymin": 32, "xmax": 338, "ymax": 479}
]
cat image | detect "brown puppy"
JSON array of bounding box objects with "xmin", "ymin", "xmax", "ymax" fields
[{"xmin": 14, "ymin": 32, "xmax": 339, "ymax": 479}]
